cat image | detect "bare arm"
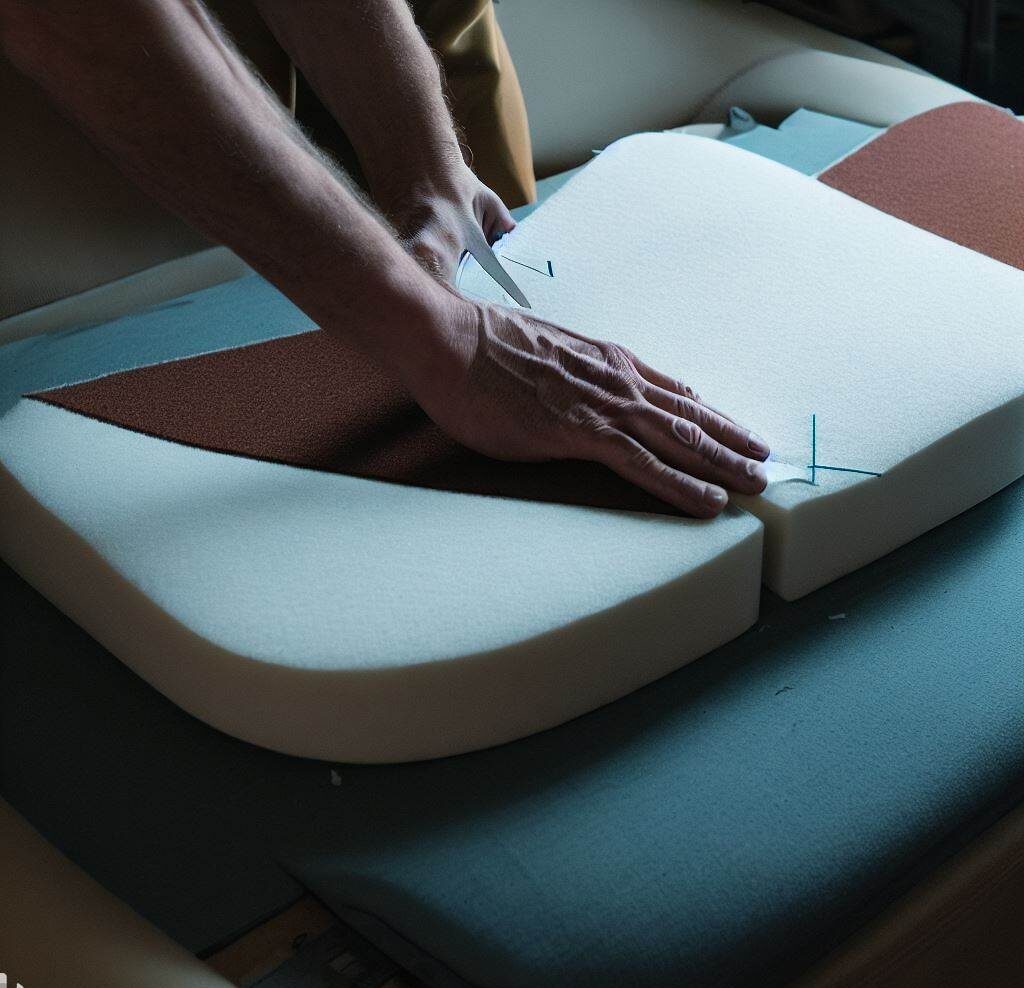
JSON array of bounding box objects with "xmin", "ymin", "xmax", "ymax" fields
[
  {"xmin": 0, "ymin": 0, "xmax": 434, "ymax": 371},
  {"xmin": 0, "ymin": 0, "xmax": 769, "ymax": 517},
  {"xmin": 253, "ymin": 0, "xmax": 515, "ymax": 278},
  {"xmin": 256, "ymin": 0, "xmax": 463, "ymax": 206}
]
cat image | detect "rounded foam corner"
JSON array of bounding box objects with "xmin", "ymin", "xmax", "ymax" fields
[{"xmin": 0, "ymin": 401, "xmax": 767, "ymax": 763}]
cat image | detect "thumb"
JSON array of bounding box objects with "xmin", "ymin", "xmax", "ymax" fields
[{"xmin": 480, "ymin": 192, "xmax": 516, "ymax": 244}]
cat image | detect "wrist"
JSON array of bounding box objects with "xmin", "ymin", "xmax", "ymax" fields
[
  {"xmin": 377, "ymin": 275, "xmax": 478, "ymax": 396},
  {"xmin": 371, "ymin": 148, "xmax": 470, "ymax": 217}
]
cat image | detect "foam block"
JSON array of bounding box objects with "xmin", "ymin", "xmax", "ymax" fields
[
  {"xmin": 820, "ymin": 102, "xmax": 1024, "ymax": 270},
  {"xmin": 458, "ymin": 133, "xmax": 1024, "ymax": 598},
  {"xmin": 31, "ymin": 329, "xmax": 685, "ymax": 517},
  {"xmin": 0, "ymin": 307, "xmax": 764, "ymax": 763}
]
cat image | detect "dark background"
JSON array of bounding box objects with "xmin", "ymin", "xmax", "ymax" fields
[{"xmin": 765, "ymin": 0, "xmax": 1024, "ymax": 110}]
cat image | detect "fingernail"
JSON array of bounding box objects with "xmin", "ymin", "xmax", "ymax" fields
[
  {"xmin": 746, "ymin": 459, "xmax": 768, "ymax": 486},
  {"xmin": 748, "ymin": 433, "xmax": 770, "ymax": 457},
  {"xmin": 704, "ymin": 486, "xmax": 728, "ymax": 508},
  {"xmin": 675, "ymin": 420, "xmax": 700, "ymax": 445}
]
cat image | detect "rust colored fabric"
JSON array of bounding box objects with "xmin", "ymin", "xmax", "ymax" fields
[
  {"xmin": 820, "ymin": 102, "xmax": 1024, "ymax": 272},
  {"xmin": 31, "ymin": 330, "xmax": 672, "ymax": 516}
]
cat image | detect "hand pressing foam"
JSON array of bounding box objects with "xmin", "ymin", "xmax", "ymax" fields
[
  {"xmin": 0, "ymin": 281, "xmax": 763, "ymax": 763},
  {"xmin": 459, "ymin": 132, "xmax": 1024, "ymax": 599},
  {"xmin": 3, "ymin": 120, "xmax": 1023, "ymax": 762}
]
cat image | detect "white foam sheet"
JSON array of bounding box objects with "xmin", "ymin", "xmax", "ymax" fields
[
  {"xmin": 0, "ymin": 397, "xmax": 762, "ymax": 763},
  {"xmin": 459, "ymin": 134, "xmax": 1024, "ymax": 599}
]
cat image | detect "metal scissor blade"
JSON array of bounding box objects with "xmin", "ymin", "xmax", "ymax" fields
[{"xmin": 462, "ymin": 221, "xmax": 531, "ymax": 308}]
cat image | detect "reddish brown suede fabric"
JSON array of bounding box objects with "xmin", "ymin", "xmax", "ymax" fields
[
  {"xmin": 32, "ymin": 329, "xmax": 675, "ymax": 515},
  {"xmin": 820, "ymin": 102, "xmax": 1024, "ymax": 272}
]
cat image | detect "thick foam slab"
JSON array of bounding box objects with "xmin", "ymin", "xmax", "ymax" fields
[
  {"xmin": 0, "ymin": 383, "xmax": 762, "ymax": 763},
  {"xmin": 459, "ymin": 133, "xmax": 1024, "ymax": 598}
]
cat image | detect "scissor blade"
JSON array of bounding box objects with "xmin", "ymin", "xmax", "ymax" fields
[{"xmin": 463, "ymin": 223, "xmax": 531, "ymax": 308}]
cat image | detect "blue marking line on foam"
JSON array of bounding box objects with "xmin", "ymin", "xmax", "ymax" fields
[
  {"xmin": 811, "ymin": 414, "xmax": 817, "ymax": 486},
  {"xmin": 806, "ymin": 413, "xmax": 882, "ymax": 483},
  {"xmin": 501, "ymin": 254, "xmax": 555, "ymax": 279},
  {"xmin": 809, "ymin": 464, "xmax": 884, "ymax": 478}
]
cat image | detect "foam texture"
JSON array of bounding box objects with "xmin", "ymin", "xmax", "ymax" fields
[
  {"xmin": 458, "ymin": 133, "xmax": 1024, "ymax": 598},
  {"xmin": 821, "ymin": 102, "xmax": 1024, "ymax": 270},
  {"xmin": 0, "ymin": 384, "xmax": 762, "ymax": 762}
]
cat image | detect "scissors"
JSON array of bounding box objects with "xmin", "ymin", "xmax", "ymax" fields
[{"xmin": 460, "ymin": 216, "xmax": 531, "ymax": 308}]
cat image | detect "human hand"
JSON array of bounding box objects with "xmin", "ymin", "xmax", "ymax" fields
[
  {"xmin": 399, "ymin": 290, "xmax": 770, "ymax": 518},
  {"xmin": 383, "ymin": 163, "xmax": 516, "ymax": 282}
]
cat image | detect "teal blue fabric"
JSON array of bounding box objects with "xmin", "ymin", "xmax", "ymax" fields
[
  {"xmin": 0, "ymin": 274, "xmax": 311, "ymax": 414},
  {"xmin": 5, "ymin": 111, "xmax": 1022, "ymax": 988},
  {"xmin": 722, "ymin": 108, "xmax": 882, "ymax": 175},
  {"xmin": 287, "ymin": 481, "xmax": 1024, "ymax": 987},
  {"xmin": 4, "ymin": 477, "xmax": 1022, "ymax": 985}
]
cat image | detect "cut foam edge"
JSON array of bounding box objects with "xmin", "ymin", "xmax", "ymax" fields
[
  {"xmin": 458, "ymin": 131, "xmax": 1024, "ymax": 599},
  {"xmin": 737, "ymin": 398, "xmax": 1024, "ymax": 599},
  {"xmin": 0, "ymin": 398, "xmax": 764, "ymax": 762}
]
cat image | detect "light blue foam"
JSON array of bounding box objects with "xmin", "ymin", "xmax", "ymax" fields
[
  {"xmin": 724, "ymin": 107, "xmax": 882, "ymax": 175},
  {"xmin": 0, "ymin": 273, "xmax": 313, "ymax": 414}
]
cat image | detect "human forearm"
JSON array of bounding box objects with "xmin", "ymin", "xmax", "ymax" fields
[
  {"xmin": 0, "ymin": 0, "xmax": 769, "ymax": 517},
  {"xmin": 0, "ymin": 0, "xmax": 446, "ymax": 368},
  {"xmin": 252, "ymin": 0, "xmax": 515, "ymax": 280},
  {"xmin": 254, "ymin": 0, "xmax": 464, "ymax": 209}
]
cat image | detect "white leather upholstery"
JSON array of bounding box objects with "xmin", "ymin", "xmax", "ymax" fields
[
  {"xmin": 495, "ymin": 0, "xmax": 933, "ymax": 176},
  {"xmin": 692, "ymin": 48, "xmax": 979, "ymax": 127}
]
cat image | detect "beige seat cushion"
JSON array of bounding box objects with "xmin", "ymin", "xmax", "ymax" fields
[
  {"xmin": 692, "ymin": 48, "xmax": 978, "ymax": 127},
  {"xmin": 0, "ymin": 799, "xmax": 233, "ymax": 988}
]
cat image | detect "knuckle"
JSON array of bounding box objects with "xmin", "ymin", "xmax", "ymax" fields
[
  {"xmin": 630, "ymin": 447, "xmax": 658, "ymax": 472},
  {"xmin": 592, "ymin": 422, "xmax": 636, "ymax": 457},
  {"xmin": 663, "ymin": 375, "xmax": 699, "ymax": 402},
  {"xmin": 585, "ymin": 397, "xmax": 633, "ymax": 431},
  {"xmin": 602, "ymin": 341, "xmax": 636, "ymax": 375},
  {"xmin": 696, "ymin": 432, "xmax": 724, "ymax": 465},
  {"xmin": 684, "ymin": 399, "xmax": 712, "ymax": 430},
  {"xmin": 674, "ymin": 419, "xmax": 702, "ymax": 447},
  {"xmin": 587, "ymin": 420, "xmax": 620, "ymax": 448},
  {"xmin": 672, "ymin": 394, "xmax": 698, "ymax": 420},
  {"xmin": 639, "ymin": 453, "xmax": 680, "ymax": 490},
  {"xmin": 596, "ymin": 368, "xmax": 644, "ymax": 409}
]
